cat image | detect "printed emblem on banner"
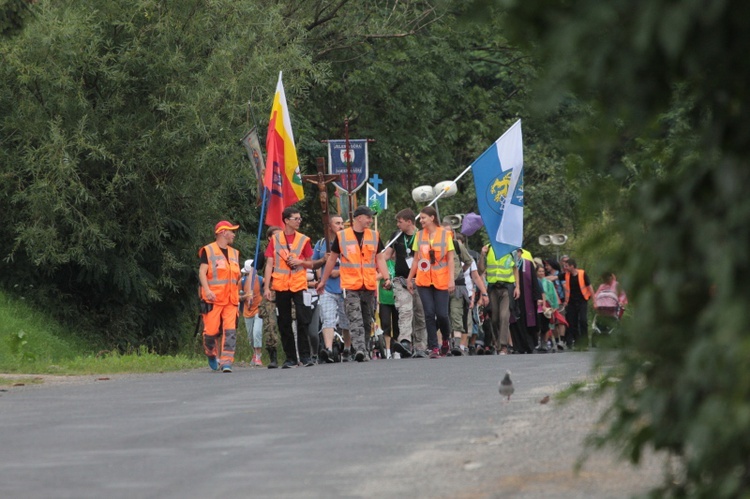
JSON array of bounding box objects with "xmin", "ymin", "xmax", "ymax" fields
[
  {"xmin": 339, "ymin": 149, "xmax": 355, "ymax": 163},
  {"xmin": 487, "ymin": 170, "xmax": 512, "ymax": 215}
]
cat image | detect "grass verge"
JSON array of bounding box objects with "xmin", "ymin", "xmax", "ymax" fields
[{"xmin": 0, "ymin": 288, "xmax": 202, "ymax": 375}]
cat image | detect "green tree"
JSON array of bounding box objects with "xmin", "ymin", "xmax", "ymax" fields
[
  {"xmin": 0, "ymin": 0, "xmax": 32, "ymax": 38},
  {"xmin": 302, "ymin": 3, "xmax": 579, "ymax": 248},
  {"xmin": 0, "ymin": 0, "xmax": 324, "ymax": 350},
  {"xmin": 1, "ymin": 0, "xmax": 580, "ymax": 352},
  {"xmin": 499, "ymin": 0, "xmax": 750, "ymax": 495}
]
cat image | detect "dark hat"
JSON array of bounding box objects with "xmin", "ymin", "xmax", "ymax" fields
[{"xmin": 353, "ymin": 205, "xmax": 375, "ymax": 218}]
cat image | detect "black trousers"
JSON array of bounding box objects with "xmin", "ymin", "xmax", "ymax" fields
[
  {"xmin": 275, "ymin": 290, "xmax": 312, "ymax": 362},
  {"xmin": 566, "ymin": 299, "xmax": 588, "ymax": 346}
]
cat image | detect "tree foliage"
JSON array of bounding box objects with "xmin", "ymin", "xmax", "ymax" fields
[
  {"xmin": 1, "ymin": 0, "xmax": 577, "ymax": 351},
  {"xmin": 500, "ymin": 0, "xmax": 750, "ymax": 495},
  {"xmin": 0, "ymin": 0, "xmax": 327, "ymax": 349}
]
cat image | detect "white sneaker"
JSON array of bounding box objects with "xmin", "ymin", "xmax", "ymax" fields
[
  {"xmin": 393, "ymin": 352, "xmax": 401, "ymax": 360},
  {"xmin": 386, "ymin": 349, "xmax": 392, "ymax": 359}
]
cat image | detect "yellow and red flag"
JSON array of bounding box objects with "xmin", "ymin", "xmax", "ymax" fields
[{"xmin": 263, "ymin": 72, "xmax": 304, "ymax": 227}]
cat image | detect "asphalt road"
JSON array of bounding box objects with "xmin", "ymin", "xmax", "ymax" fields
[{"xmin": 0, "ymin": 352, "xmax": 663, "ymax": 499}]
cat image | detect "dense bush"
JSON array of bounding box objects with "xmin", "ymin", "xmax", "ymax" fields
[{"xmin": 501, "ymin": 0, "xmax": 750, "ymax": 495}]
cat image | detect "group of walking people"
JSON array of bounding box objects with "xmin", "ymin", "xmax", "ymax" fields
[{"xmin": 197, "ymin": 206, "xmax": 626, "ymax": 372}]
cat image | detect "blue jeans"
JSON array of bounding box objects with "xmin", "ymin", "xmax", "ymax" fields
[{"xmin": 417, "ymin": 286, "xmax": 451, "ymax": 350}]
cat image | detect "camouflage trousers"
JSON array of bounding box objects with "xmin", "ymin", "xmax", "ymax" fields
[
  {"xmin": 449, "ymin": 285, "xmax": 470, "ymax": 334},
  {"xmin": 345, "ymin": 289, "xmax": 375, "ymax": 356},
  {"xmin": 258, "ymin": 293, "xmax": 279, "ymax": 349},
  {"xmin": 392, "ymin": 278, "xmax": 427, "ymax": 350}
]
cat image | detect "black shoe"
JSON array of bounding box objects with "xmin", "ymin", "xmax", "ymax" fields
[
  {"xmin": 342, "ymin": 348, "xmax": 350, "ymax": 363},
  {"xmin": 319, "ymin": 348, "xmax": 333, "ymax": 364},
  {"xmin": 266, "ymin": 348, "xmax": 278, "ymax": 369},
  {"xmin": 354, "ymin": 350, "xmax": 367, "ymax": 362},
  {"xmin": 468, "ymin": 345, "xmax": 476, "ymax": 356},
  {"xmin": 392, "ymin": 340, "xmax": 413, "ymax": 358},
  {"xmin": 281, "ymin": 360, "xmax": 296, "ymax": 369},
  {"xmin": 301, "ymin": 357, "xmax": 315, "ymax": 367},
  {"xmin": 412, "ymin": 349, "xmax": 427, "ymax": 358}
]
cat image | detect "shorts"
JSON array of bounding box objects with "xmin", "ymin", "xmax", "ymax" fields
[{"xmin": 318, "ymin": 291, "xmax": 349, "ymax": 330}]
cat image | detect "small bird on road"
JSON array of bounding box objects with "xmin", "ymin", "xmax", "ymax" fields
[
  {"xmin": 539, "ymin": 395, "xmax": 550, "ymax": 404},
  {"xmin": 498, "ymin": 370, "xmax": 514, "ymax": 401}
]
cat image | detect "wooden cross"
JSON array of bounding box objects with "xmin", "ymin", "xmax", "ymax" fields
[{"xmin": 302, "ymin": 157, "xmax": 341, "ymax": 252}]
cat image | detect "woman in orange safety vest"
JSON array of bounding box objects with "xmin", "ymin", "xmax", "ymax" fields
[{"xmin": 407, "ymin": 206, "xmax": 455, "ymax": 358}]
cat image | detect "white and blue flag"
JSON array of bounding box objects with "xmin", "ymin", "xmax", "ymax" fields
[{"xmin": 470, "ymin": 119, "xmax": 524, "ymax": 258}]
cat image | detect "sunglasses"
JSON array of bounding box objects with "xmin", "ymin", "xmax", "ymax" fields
[{"xmin": 288, "ymin": 217, "xmax": 302, "ymax": 222}]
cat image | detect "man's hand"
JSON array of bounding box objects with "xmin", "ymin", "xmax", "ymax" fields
[
  {"xmin": 288, "ymin": 257, "xmax": 304, "ymax": 268},
  {"xmin": 203, "ymin": 289, "xmax": 216, "ymax": 302},
  {"xmin": 315, "ymin": 280, "xmax": 326, "ymax": 294},
  {"xmin": 481, "ymin": 245, "xmax": 489, "ymax": 255},
  {"xmin": 263, "ymin": 288, "xmax": 273, "ymax": 301},
  {"xmin": 513, "ymin": 287, "xmax": 520, "ymax": 300}
]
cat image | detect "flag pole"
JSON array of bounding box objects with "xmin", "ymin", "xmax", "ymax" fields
[
  {"xmin": 248, "ymin": 86, "xmax": 276, "ymax": 275},
  {"xmin": 383, "ymin": 163, "xmax": 473, "ymax": 250},
  {"xmin": 253, "ymin": 187, "xmax": 270, "ymax": 271}
]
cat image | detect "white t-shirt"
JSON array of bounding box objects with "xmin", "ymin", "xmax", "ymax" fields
[{"xmin": 465, "ymin": 259, "xmax": 478, "ymax": 296}]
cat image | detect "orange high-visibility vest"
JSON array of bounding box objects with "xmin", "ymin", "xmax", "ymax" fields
[
  {"xmin": 199, "ymin": 242, "xmax": 241, "ymax": 305},
  {"xmin": 271, "ymin": 231, "xmax": 310, "ymax": 292},
  {"xmin": 564, "ymin": 269, "xmax": 592, "ymax": 301},
  {"xmin": 337, "ymin": 228, "xmax": 378, "ymax": 290},
  {"xmin": 414, "ymin": 227, "xmax": 451, "ymax": 290}
]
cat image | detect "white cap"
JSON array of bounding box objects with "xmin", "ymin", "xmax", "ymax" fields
[{"xmin": 243, "ymin": 259, "xmax": 254, "ymax": 273}]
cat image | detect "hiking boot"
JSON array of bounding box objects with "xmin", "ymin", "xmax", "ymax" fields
[
  {"xmin": 207, "ymin": 356, "xmax": 219, "ymax": 371},
  {"xmin": 342, "ymin": 348, "xmax": 351, "ymax": 362},
  {"xmin": 221, "ymin": 364, "xmax": 232, "ymax": 373},
  {"xmin": 319, "ymin": 348, "xmax": 334, "ymax": 364},
  {"xmin": 392, "ymin": 340, "xmax": 413, "ymax": 358},
  {"xmin": 281, "ymin": 360, "xmax": 296, "ymax": 369},
  {"xmin": 354, "ymin": 350, "xmax": 367, "ymax": 362},
  {"xmin": 301, "ymin": 357, "xmax": 315, "ymax": 367},
  {"xmin": 267, "ymin": 348, "xmax": 278, "ymax": 369},
  {"xmin": 413, "ymin": 349, "xmax": 428, "ymax": 358}
]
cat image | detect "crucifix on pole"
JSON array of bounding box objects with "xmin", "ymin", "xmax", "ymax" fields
[
  {"xmin": 344, "ymin": 118, "xmax": 355, "ymax": 222},
  {"xmin": 302, "ymin": 157, "xmax": 340, "ymax": 252}
]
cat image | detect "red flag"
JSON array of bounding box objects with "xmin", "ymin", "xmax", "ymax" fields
[{"xmin": 263, "ymin": 72, "xmax": 304, "ymax": 227}]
